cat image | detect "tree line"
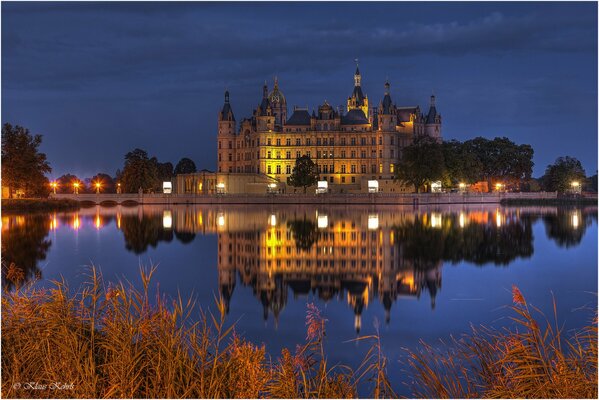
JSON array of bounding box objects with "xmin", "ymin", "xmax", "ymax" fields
[{"xmin": 1, "ymin": 123, "xmax": 597, "ymax": 197}]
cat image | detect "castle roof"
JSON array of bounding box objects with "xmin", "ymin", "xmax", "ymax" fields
[
  {"xmin": 351, "ymin": 85, "xmax": 366, "ymax": 105},
  {"xmin": 341, "ymin": 108, "xmax": 369, "ymax": 125},
  {"xmin": 220, "ymin": 91, "xmax": 235, "ymax": 120},
  {"xmin": 397, "ymin": 106, "xmax": 419, "ymax": 122},
  {"xmin": 286, "ymin": 109, "xmax": 311, "ymax": 125}
]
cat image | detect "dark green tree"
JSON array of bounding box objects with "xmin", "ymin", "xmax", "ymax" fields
[
  {"xmin": 540, "ymin": 156, "xmax": 587, "ymax": 193},
  {"xmin": 174, "ymin": 157, "xmax": 197, "ymax": 175},
  {"xmin": 56, "ymin": 174, "xmax": 83, "ymax": 194},
  {"xmin": 287, "ymin": 155, "xmax": 319, "ymax": 193},
  {"xmin": 441, "ymin": 140, "xmax": 483, "ymax": 187},
  {"xmin": 394, "ymin": 135, "xmax": 444, "ymax": 193},
  {"xmin": 120, "ymin": 149, "xmax": 160, "ymax": 193},
  {"xmin": 89, "ymin": 173, "xmax": 116, "ymax": 193},
  {"xmin": 586, "ymin": 172, "xmax": 598, "ymax": 192},
  {"xmin": 463, "ymin": 137, "xmax": 534, "ymax": 191},
  {"xmin": 1, "ymin": 123, "xmax": 52, "ymax": 198}
]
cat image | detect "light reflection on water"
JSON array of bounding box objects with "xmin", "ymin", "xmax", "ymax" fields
[{"xmin": 1, "ymin": 204, "xmax": 597, "ymax": 394}]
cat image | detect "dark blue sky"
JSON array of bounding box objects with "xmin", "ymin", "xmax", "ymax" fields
[{"xmin": 2, "ymin": 1, "xmax": 597, "ymax": 178}]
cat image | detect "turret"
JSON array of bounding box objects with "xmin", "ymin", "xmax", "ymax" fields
[
  {"xmin": 268, "ymin": 77, "xmax": 288, "ymax": 127},
  {"xmin": 347, "ymin": 61, "xmax": 369, "ymax": 116},
  {"xmin": 256, "ymin": 83, "xmax": 275, "ymax": 131},
  {"xmin": 218, "ymin": 90, "xmax": 236, "ymax": 173},
  {"xmin": 424, "ymin": 94, "xmax": 442, "ymax": 141},
  {"xmin": 378, "ymin": 80, "xmax": 397, "ymax": 131}
]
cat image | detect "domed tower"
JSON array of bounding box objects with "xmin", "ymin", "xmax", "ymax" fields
[
  {"xmin": 347, "ymin": 63, "xmax": 369, "ymax": 117},
  {"xmin": 268, "ymin": 77, "xmax": 287, "ymax": 128},
  {"xmin": 218, "ymin": 90, "xmax": 236, "ymax": 173},
  {"xmin": 378, "ymin": 80, "xmax": 397, "ymax": 131},
  {"xmin": 424, "ymin": 94, "xmax": 442, "ymax": 141}
]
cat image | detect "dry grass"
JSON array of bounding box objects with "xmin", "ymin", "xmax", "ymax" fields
[
  {"xmin": 1, "ymin": 266, "xmax": 395, "ymax": 399},
  {"xmin": 404, "ymin": 285, "xmax": 598, "ymax": 399}
]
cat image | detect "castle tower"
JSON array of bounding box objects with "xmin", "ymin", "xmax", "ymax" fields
[
  {"xmin": 378, "ymin": 80, "xmax": 397, "ymax": 131},
  {"xmin": 256, "ymin": 83, "xmax": 275, "ymax": 132},
  {"xmin": 268, "ymin": 77, "xmax": 287, "ymax": 127},
  {"xmin": 424, "ymin": 94, "xmax": 442, "ymax": 141},
  {"xmin": 218, "ymin": 90, "xmax": 236, "ymax": 173},
  {"xmin": 347, "ymin": 63, "xmax": 369, "ymax": 116}
]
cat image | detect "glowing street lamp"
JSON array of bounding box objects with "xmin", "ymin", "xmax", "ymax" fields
[
  {"xmin": 95, "ymin": 181, "xmax": 101, "ymax": 194},
  {"xmin": 117, "ymin": 182, "xmax": 122, "ymax": 194},
  {"xmin": 495, "ymin": 182, "xmax": 503, "ymax": 192},
  {"xmin": 571, "ymin": 181, "xmax": 581, "ymax": 194},
  {"xmin": 73, "ymin": 182, "xmax": 80, "ymax": 195},
  {"xmin": 50, "ymin": 181, "xmax": 58, "ymax": 194}
]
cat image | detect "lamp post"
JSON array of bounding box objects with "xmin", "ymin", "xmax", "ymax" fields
[
  {"xmin": 495, "ymin": 182, "xmax": 503, "ymax": 193},
  {"xmin": 117, "ymin": 183, "xmax": 121, "ymax": 194},
  {"xmin": 51, "ymin": 181, "xmax": 57, "ymax": 194},
  {"xmin": 95, "ymin": 182, "xmax": 101, "ymax": 194},
  {"xmin": 73, "ymin": 182, "xmax": 80, "ymax": 195},
  {"xmin": 571, "ymin": 181, "xmax": 581, "ymax": 195}
]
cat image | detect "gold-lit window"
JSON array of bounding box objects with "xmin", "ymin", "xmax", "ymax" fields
[{"xmin": 379, "ymin": 163, "xmax": 383, "ymax": 173}]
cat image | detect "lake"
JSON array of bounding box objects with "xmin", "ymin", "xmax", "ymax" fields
[{"xmin": 2, "ymin": 204, "xmax": 597, "ymax": 395}]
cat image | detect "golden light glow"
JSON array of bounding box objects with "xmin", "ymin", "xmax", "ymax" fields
[
  {"xmin": 495, "ymin": 210, "xmax": 503, "ymax": 227},
  {"xmin": 368, "ymin": 214, "xmax": 379, "ymax": 230},
  {"xmin": 269, "ymin": 214, "xmax": 277, "ymax": 227},
  {"xmin": 163, "ymin": 210, "xmax": 172, "ymax": 229},
  {"xmin": 317, "ymin": 215, "xmax": 328, "ymax": 229},
  {"xmin": 430, "ymin": 213, "xmax": 442, "ymax": 229},
  {"xmin": 72, "ymin": 214, "xmax": 80, "ymax": 230},
  {"xmin": 571, "ymin": 212, "xmax": 580, "ymax": 229},
  {"xmin": 571, "ymin": 181, "xmax": 580, "ymax": 187},
  {"xmin": 495, "ymin": 182, "xmax": 503, "ymax": 191},
  {"xmin": 459, "ymin": 212, "xmax": 466, "ymax": 228},
  {"xmin": 217, "ymin": 212, "xmax": 225, "ymax": 228},
  {"xmin": 95, "ymin": 215, "xmax": 102, "ymax": 230}
]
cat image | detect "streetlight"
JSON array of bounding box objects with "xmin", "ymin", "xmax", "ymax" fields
[
  {"xmin": 95, "ymin": 181, "xmax": 101, "ymax": 194},
  {"xmin": 495, "ymin": 182, "xmax": 503, "ymax": 192},
  {"xmin": 73, "ymin": 182, "xmax": 80, "ymax": 195},
  {"xmin": 50, "ymin": 181, "xmax": 58, "ymax": 194},
  {"xmin": 571, "ymin": 181, "xmax": 581, "ymax": 194},
  {"xmin": 117, "ymin": 182, "xmax": 122, "ymax": 194}
]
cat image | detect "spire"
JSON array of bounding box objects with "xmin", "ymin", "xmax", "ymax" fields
[
  {"xmin": 220, "ymin": 89, "xmax": 234, "ymax": 121},
  {"xmin": 224, "ymin": 90, "xmax": 230, "ymax": 104},
  {"xmin": 263, "ymin": 82, "xmax": 268, "ymax": 98},
  {"xmin": 274, "ymin": 76, "xmax": 278, "ymax": 90},
  {"xmin": 426, "ymin": 92, "xmax": 438, "ymax": 124},
  {"xmin": 384, "ymin": 80, "xmax": 390, "ymax": 95},
  {"xmin": 430, "ymin": 93, "xmax": 436, "ymax": 107},
  {"xmin": 354, "ymin": 59, "xmax": 361, "ymax": 87}
]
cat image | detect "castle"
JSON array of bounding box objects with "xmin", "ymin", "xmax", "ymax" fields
[{"xmin": 216, "ymin": 65, "xmax": 441, "ymax": 193}]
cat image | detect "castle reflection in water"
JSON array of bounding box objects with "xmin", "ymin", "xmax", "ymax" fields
[{"xmin": 2, "ymin": 205, "xmax": 595, "ymax": 332}]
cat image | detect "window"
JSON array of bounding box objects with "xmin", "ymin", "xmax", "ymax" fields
[
  {"xmin": 229, "ymin": 153, "xmax": 232, "ymax": 161},
  {"xmin": 267, "ymin": 151, "xmax": 271, "ymax": 159},
  {"xmin": 342, "ymin": 176, "xmax": 346, "ymax": 183},
  {"xmin": 371, "ymin": 150, "xmax": 376, "ymax": 158},
  {"xmin": 391, "ymin": 149, "xmax": 394, "ymax": 157},
  {"xmin": 341, "ymin": 150, "xmax": 346, "ymax": 158},
  {"xmin": 267, "ymin": 138, "xmax": 271, "ymax": 145},
  {"xmin": 330, "ymin": 176, "xmax": 334, "ymax": 183},
  {"xmin": 371, "ymin": 164, "xmax": 376, "ymax": 173},
  {"xmin": 219, "ymin": 153, "xmax": 221, "ymax": 162},
  {"xmin": 371, "ymin": 137, "xmax": 376, "ymax": 145},
  {"xmin": 306, "ymin": 151, "xmax": 311, "ymax": 158},
  {"xmin": 340, "ymin": 137, "xmax": 346, "ymax": 145},
  {"xmin": 361, "ymin": 137, "xmax": 366, "ymax": 145},
  {"xmin": 351, "ymin": 165, "xmax": 356, "ymax": 173},
  {"xmin": 390, "ymin": 137, "xmax": 394, "ymax": 145},
  {"xmin": 286, "ymin": 165, "xmax": 291, "ymax": 174},
  {"xmin": 330, "ymin": 138, "xmax": 334, "ymax": 145},
  {"xmin": 341, "ymin": 164, "xmax": 346, "ymax": 173},
  {"xmin": 257, "ymin": 151, "xmax": 260, "ymax": 159},
  {"xmin": 323, "ymin": 165, "xmax": 328, "ymax": 173},
  {"xmin": 379, "ymin": 136, "xmax": 383, "ymax": 145},
  {"xmin": 276, "ymin": 151, "xmax": 281, "ymax": 159},
  {"xmin": 361, "ymin": 164, "xmax": 366, "ymax": 173},
  {"xmin": 286, "ymin": 151, "xmax": 291, "ymax": 159},
  {"xmin": 296, "ymin": 138, "xmax": 301, "ymax": 146},
  {"xmin": 229, "ymin": 140, "xmax": 232, "ymax": 148},
  {"xmin": 276, "ymin": 138, "xmax": 281, "ymax": 146},
  {"xmin": 323, "ymin": 138, "xmax": 328, "ymax": 146},
  {"xmin": 276, "ymin": 165, "xmax": 281, "ymax": 174},
  {"xmin": 218, "ymin": 141, "xmax": 222, "ymax": 149},
  {"xmin": 361, "ymin": 150, "xmax": 366, "ymax": 158},
  {"xmin": 351, "ymin": 150, "xmax": 356, "ymax": 158},
  {"xmin": 317, "ymin": 151, "xmax": 321, "ymax": 158},
  {"xmin": 286, "ymin": 138, "xmax": 291, "ymax": 146},
  {"xmin": 267, "ymin": 165, "xmax": 272, "ymax": 174},
  {"xmin": 390, "ymin": 163, "xmax": 395, "ymax": 173},
  {"xmin": 296, "ymin": 151, "xmax": 301, "ymax": 158},
  {"xmin": 306, "ymin": 138, "xmax": 311, "ymax": 146},
  {"xmin": 351, "ymin": 137, "xmax": 356, "ymax": 145},
  {"xmin": 351, "ymin": 176, "xmax": 356, "ymax": 183},
  {"xmin": 317, "ymin": 138, "xmax": 321, "ymax": 146},
  {"xmin": 379, "ymin": 163, "xmax": 383, "ymax": 173},
  {"xmin": 379, "ymin": 150, "xmax": 383, "ymax": 158}
]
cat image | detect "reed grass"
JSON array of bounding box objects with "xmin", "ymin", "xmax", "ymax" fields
[
  {"xmin": 404, "ymin": 286, "xmax": 598, "ymax": 399},
  {"xmin": 2, "ymin": 266, "xmax": 596, "ymax": 399}
]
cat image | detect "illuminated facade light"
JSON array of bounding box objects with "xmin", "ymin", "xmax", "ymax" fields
[
  {"xmin": 217, "ymin": 212, "xmax": 225, "ymax": 227},
  {"xmin": 459, "ymin": 212, "xmax": 466, "ymax": 228},
  {"xmin": 316, "ymin": 180, "xmax": 328, "ymax": 194},
  {"xmin": 163, "ymin": 181, "xmax": 172, "ymax": 194},
  {"xmin": 367, "ymin": 180, "xmax": 379, "ymax": 193},
  {"xmin": 431, "ymin": 181, "xmax": 442, "ymax": 193},
  {"xmin": 495, "ymin": 210, "xmax": 503, "ymax": 227},
  {"xmin": 269, "ymin": 214, "xmax": 277, "ymax": 227},
  {"xmin": 73, "ymin": 182, "xmax": 80, "ymax": 194},
  {"xmin": 95, "ymin": 181, "xmax": 101, "ymax": 194},
  {"xmin": 216, "ymin": 182, "xmax": 226, "ymax": 195}
]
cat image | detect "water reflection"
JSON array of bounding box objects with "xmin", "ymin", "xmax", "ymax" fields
[{"xmin": 1, "ymin": 206, "xmax": 596, "ymax": 327}]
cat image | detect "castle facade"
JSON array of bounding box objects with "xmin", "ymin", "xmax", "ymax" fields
[{"xmin": 217, "ymin": 66, "xmax": 441, "ymax": 192}]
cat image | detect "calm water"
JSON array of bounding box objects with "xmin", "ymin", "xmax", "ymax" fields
[{"xmin": 2, "ymin": 204, "xmax": 597, "ymax": 395}]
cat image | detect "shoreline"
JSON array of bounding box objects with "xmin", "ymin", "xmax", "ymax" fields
[{"xmin": 1, "ymin": 198, "xmax": 80, "ymax": 213}]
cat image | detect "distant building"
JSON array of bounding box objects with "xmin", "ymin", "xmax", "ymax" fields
[{"xmin": 217, "ymin": 66, "xmax": 441, "ymax": 193}]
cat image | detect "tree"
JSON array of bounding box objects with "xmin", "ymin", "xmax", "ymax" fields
[
  {"xmin": 89, "ymin": 173, "xmax": 116, "ymax": 193},
  {"xmin": 56, "ymin": 174, "xmax": 83, "ymax": 194},
  {"xmin": 287, "ymin": 155, "xmax": 319, "ymax": 193},
  {"xmin": 1, "ymin": 123, "xmax": 52, "ymax": 198},
  {"xmin": 395, "ymin": 135, "xmax": 444, "ymax": 193},
  {"xmin": 174, "ymin": 157, "xmax": 197, "ymax": 175},
  {"xmin": 464, "ymin": 137, "xmax": 534, "ymax": 191},
  {"xmin": 441, "ymin": 140, "xmax": 483, "ymax": 187},
  {"xmin": 540, "ymin": 156, "xmax": 586, "ymax": 193},
  {"xmin": 120, "ymin": 149, "xmax": 160, "ymax": 193}
]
